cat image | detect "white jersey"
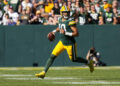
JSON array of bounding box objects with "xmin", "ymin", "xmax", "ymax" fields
[
  {"xmin": 8, "ymin": 12, "xmax": 19, "ymax": 22},
  {"xmin": 0, "ymin": 10, "xmax": 3, "ymax": 19},
  {"xmin": 10, "ymin": 0, "xmax": 19, "ymax": 4},
  {"xmin": 21, "ymin": 1, "xmax": 33, "ymax": 10},
  {"xmin": 95, "ymin": 5, "xmax": 100, "ymax": 13},
  {"xmin": 2, "ymin": 14, "xmax": 9, "ymax": 25}
]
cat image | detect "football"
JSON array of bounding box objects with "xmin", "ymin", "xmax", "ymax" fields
[{"xmin": 47, "ymin": 32, "xmax": 55, "ymax": 41}]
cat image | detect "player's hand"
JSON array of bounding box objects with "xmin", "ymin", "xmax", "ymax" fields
[
  {"xmin": 60, "ymin": 28, "xmax": 65, "ymax": 34},
  {"xmin": 48, "ymin": 32, "xmax": 55, "ymax": 37},
  {"xmin": 51, "ymin": 32, "xmax": 55, "ymax": 35}
]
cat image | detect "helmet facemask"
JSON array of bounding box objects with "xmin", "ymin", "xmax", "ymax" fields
[{"xmin": 62, "ymin": 11, "xmax": 70, "ymax": 19}]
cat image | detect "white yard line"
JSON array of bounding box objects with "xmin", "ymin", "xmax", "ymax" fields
[
  {"xmin": 3, "ymin": 75, "xmax": 120, "ymax": 85},
  {"xmin": 0, "ymin": 74, "xmax": 33, "ymax": 76},
  {"xmin": 5, "ymin": 77, "xmax": 80, "ymax": 80},
  {"xmin": 5, "ymin": 77, "xmax": 120, "ymax": 85},
  {"xmin": 1, "ymin": 74, "xmax": 104, "ymax": 78},
  {"xmin": 0, "ymin": 66, "xmax": 120, "ymax": 70},
  {"xmin": 6, "ymin": 78, "xmax": 41, "ymax": 80},
  {"xmin": 52, "ymin": 81, "xmax": 120, "ymax": 85}
]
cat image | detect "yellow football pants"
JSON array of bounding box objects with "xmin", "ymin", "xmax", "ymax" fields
[{"xmin": 52, "ymin": 41, "xmax": 77, "ymax": 61}]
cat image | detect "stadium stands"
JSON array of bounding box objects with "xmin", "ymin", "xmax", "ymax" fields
[{"xmin": 0, "ymin": 0, "xmax": 120, "ymax": 25}]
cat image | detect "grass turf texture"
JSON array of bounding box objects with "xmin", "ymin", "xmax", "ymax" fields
[{"xmin": 0, "ymin": 67, "xmax": 120, "ymax": 86}]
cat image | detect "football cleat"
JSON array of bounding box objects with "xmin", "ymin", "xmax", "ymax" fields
[
  {"xmin": 35, "ymin": 71, "xmax": 45, "ymax": 79},
  {"xmin": 88, "ymin": 59, "xmax": 94, "ymax": 73}
]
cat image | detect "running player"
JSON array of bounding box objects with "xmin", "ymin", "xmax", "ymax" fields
[{"xmin": 35, "ymin": 6, "xmax": 94, "ymax": 79}]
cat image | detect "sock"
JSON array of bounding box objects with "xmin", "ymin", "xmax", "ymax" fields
[
  {"xmin": 73, "ymin": 57, "xmax": 88, "ymax": 64},
  {"xmin": 44, "ymin": 54, "xmax": 56, "ymax": 73}
]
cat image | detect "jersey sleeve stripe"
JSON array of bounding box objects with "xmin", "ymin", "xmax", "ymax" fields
[{"xmin": 69, "ymin": 21, "xmax": 76, "ymax": 26}]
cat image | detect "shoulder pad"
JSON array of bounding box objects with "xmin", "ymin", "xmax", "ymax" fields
[{"xmin": 69, "ymin": 21, "xmax": 76, "ymax": 26}]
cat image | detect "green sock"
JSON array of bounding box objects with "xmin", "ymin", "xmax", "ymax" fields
[
  {"xmin": 44, "ymin": 54, "xmax": 56, "ymax": 73},
  {"xmin": 73, "ymin": 57, "xmax": 88, "ymax": 64}
]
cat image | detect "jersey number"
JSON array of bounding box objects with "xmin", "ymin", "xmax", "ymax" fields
[{"xmin": 59, "ymin": 24, "xmax": 67, "ymax": 31}]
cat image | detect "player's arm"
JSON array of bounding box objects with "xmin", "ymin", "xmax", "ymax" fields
[
  {"xmin": 51, "ymin": 17, "xmax": 61, "ymax": 34},
  {"xmin": 70, "ymin": 26, "xmax": 79, "ymax": 37},
  {"xmin": 60, "ymin": 21, "xmax": 79, "ymax": 37},
  {"xmin": 68, "ymin": 20, "xmax": 79, "ymax": 37},
  {"xmin": 47, "ymin": 27, "xmax": 59, "ymax": 39},
  {"xmin": 51, "ymin": 27, "xmax": 59, "ymax": 34},
  {"xmin": 60, "ymin": 25, "xmax": 79, "ymax": 37}
]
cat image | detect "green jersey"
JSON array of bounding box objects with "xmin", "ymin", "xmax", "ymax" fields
[
  {"xmin": 58, "ymin": 17, "xmax": 76, "ymax": 45},
  {"xmin": 102, "ymin": 12, "xmax": 114, "ymax": 24}
]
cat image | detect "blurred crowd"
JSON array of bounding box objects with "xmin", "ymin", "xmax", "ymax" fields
[{"xmin": 0, "ymin": 0, "xmax": 120, "ymax": 25}]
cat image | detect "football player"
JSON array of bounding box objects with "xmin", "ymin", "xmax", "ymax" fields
[{"xmin": 35, "ymin": 6, "xmax": 94, "ymax": 79}]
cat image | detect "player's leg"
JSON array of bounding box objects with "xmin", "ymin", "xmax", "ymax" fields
[
  {"xmin": 65, "ymin": 43, "xmax": 94, "ymax": 72},
  {"xmin": 35, "ymin": 41, "xmax": 65, "ymax": 78},
  {"xmin": 44, "ymin": 41, "xmax": 65, "ymax": 72},
  {"xmin": 65, "ymin": 43, "xmax": 88, "ymax": 63}
]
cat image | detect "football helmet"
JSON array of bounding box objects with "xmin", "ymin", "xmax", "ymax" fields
[{"xmin": 60, "ymin": 6, "xmax": 70, "ymax": 19}]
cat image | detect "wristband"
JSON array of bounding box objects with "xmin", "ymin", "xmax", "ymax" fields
[
  {"xmin": 65, "ymin": 32, "xmax": 72, "ymax": 36},
  {"xmin": 52, "ymin": 30, "xmax": 57, "ymax": 33}
]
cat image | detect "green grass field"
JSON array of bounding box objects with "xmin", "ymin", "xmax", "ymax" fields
[{"xmin": 0, "ymin": 66, "xmax": 120, "ymax": 86}]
